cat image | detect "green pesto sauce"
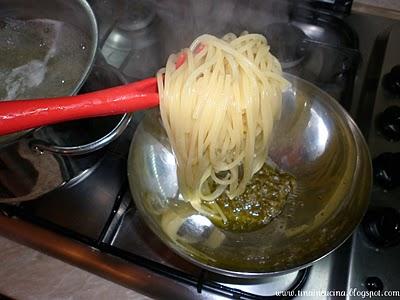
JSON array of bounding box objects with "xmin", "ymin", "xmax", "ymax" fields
[{"xmin": 208, "ymin": 164, "xmax": 296, "ymax": 232}]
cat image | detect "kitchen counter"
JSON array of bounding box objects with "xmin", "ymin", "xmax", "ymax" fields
[
  {"xmin": 354, "ymin": 0, "xmax": 400, "ymax": 11},
  {"xmin": 353, "ymin": 0, "xmax": 400, "ymax": 19},
  {"xmin": 0, "ymin": 236, "xmax": 150, "ymax": 300}
]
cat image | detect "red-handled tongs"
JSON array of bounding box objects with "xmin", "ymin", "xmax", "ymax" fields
[{"xmin": 0, "ymin": 77, "xmax": 159, "ymax": 136}]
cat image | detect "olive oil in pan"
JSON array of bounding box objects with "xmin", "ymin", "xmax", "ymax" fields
[{"xmin": 207, "ymin": 164, "xmax": 296, "ymax": 232}]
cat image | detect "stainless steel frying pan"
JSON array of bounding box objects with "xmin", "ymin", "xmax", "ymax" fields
[{"xmin": 127, "ymin": 74, "xmax": 372, "ymax": 277}]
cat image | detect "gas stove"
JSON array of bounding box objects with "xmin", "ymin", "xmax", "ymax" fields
[{"xmin": 1, "ymin": 0, "xmax": 400, "ymax": 299}]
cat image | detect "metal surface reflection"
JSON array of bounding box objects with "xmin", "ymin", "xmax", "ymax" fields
[
  {"xmin": 306, "ymin": 107, "xmax": 330, "ymax": 160},
  {"xmin": 128, "ymin": 74, "xmax": 372, "ymax": 277}
]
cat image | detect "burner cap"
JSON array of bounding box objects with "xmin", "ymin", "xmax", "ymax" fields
[{"xmin": 266, "ymin": 23, "xmax": 308, "ymax": 69}]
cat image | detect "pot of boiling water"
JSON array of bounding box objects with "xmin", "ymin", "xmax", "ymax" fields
[{"xmin": 0, "ymin": 0, "xmax": 130, "ymax": 202}]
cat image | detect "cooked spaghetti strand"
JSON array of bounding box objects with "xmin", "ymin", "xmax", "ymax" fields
[{"xmin": 157, "ymin": 33, "xmax": 288, "ymax": 220}]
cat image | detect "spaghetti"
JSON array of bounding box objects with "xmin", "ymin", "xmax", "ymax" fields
[{"xmin": 156, "ymin": 33, "xmax": 288, "ymax": 222}]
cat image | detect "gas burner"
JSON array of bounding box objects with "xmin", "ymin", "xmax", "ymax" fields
[
  {"xmin": 266, "ymin": 23, "xmax": 308, "ymax": 69},
  {"xmin": 116, "ymin": 0, "xmax": 155, "ymax": 31},
  {"xmin": 265, "ymin": 19, "xmax": 359, "ymax": 108},
  {"xmin": 100, "ymin": 0, "xmax": 160, "ymax": 80}
]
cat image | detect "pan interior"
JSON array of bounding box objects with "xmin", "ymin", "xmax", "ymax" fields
[{"xmin": 128, "ymin": 74, "xmax": 371, "ymax": 276}]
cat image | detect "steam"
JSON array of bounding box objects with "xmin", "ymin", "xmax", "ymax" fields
[{"xmin": 151, "ymin": 0, "xmax": 290, "ymax": 59}]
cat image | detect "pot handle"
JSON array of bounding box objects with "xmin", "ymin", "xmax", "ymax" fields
[{"xmin": 30, "ymin": 113, "xmax": 132, "ymax": 156}]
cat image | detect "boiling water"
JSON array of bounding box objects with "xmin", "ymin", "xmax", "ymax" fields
[{"xmin": 0, "ymin": 18, "xmax": 92, "ymax": 100}]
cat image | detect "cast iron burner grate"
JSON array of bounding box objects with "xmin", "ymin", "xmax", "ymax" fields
[{"xmin": 0, "ymin": 188, "xmax": 310, "ymax": 300}]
